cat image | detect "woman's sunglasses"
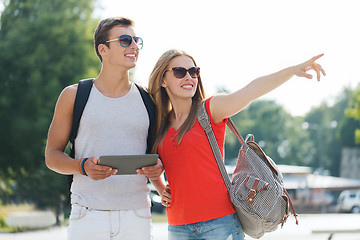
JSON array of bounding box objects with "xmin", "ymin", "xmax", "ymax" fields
[
  {"xmin": 165, "ymin": 67, "xmax": 200, "ymax": 79},
  {"xmin": 105, "ymin": 35, "xmax": 143, "ymax": 50}
]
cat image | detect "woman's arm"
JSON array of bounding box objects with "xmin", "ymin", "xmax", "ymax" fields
[
  {"xmin": 210, "ymin": 54, "xmax": 326, "ymax": 124},
  {"xmin": 150, "ymin": 177, "xmax": 171, "ymax": 207},
  {"xmin": 137, "ymin": 158, "xmax": 164, "ymax": 180}
]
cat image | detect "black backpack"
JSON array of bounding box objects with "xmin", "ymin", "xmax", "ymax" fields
[{"xmin": 67, "ymin": 78, "xmax": 155, "ymax": 186}]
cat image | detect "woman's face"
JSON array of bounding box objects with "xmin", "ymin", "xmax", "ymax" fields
[{"xmin": 161, "ymin": 55, "xmax": 199, "ymax": 101}]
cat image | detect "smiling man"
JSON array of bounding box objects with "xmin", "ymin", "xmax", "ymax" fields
[{"xmin": 45, "ymin": 17, "xmax": 163, "ymax": 240}]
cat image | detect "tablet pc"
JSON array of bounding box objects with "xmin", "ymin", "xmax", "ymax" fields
[{"xmin": 98, "ymin": 154, "xmax": 158, "ymax": 175}]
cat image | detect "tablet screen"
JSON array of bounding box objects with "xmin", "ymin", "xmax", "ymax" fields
[{"xmin": 98, "ymin": 154, "xmax": 158, "ymax": 175}]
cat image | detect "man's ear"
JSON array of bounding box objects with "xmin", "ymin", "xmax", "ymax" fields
[{"xmin": 98, "ymin": 44, "xmax": 108, "ymax": 58}]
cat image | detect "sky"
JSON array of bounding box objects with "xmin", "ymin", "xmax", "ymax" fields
[
  {"xmin": 92, "ymin": 0, "xmax": 360, "ymax": 116},
  {"xmin": 1, "ymin": 0, "xmax": 359, "ymax": 116}
]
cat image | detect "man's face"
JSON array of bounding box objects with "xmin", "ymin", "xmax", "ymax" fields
[{"xmin": 102, "ymin": 26, "xmax": 141, "ymax": 70}]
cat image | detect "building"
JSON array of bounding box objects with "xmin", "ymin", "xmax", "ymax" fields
[{"xmin": 341, "ymin": 147, "xmax": 360, "ymax": 180}]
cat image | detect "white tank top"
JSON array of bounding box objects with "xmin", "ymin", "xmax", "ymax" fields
[{"xmin": 71, "ymin": 83, "xmax": 151, "ymax": 210}]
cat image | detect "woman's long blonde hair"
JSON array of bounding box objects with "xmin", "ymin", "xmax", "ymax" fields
[{"xmin": 148, "ymin": 49, "xmax": 206, "ymax": 153}]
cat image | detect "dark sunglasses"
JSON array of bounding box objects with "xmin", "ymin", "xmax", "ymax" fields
[
  {"xmin": 165, "ymin": 67, "xmax": 200, "ymax": 79},
  {"xmin": 105, "ymin": 34, "xmax": 143, "ymax": 50}
]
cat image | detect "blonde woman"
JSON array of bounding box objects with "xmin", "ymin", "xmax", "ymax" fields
[{"xmin": 149, "ymin": 49, "xmax": 325, "ymax": 240}]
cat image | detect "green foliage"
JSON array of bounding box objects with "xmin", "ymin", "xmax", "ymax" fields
[
  {"xmin": 344, "ymin": 85, "xmax": 360, "ymax": 144},
  {"xmin": 338, "ymin": 117, "xmax": 360, "ymax": 146},
  {"xmin": 225, "ymin": 100, "xmax": 310, "ymax": 166},
  {"xmin": 304, "ymin": 103, "xmax": 336, "ymax": 173},
  {"xmin": 280, "ymin": 116, "xmax": 313, "ymax": 166},
  {"xmin": 303, "ymin": 87, "xmax": 356, "ymax": 176},
  {"xmin": 0, "ymin": 214, "xmax": 6, "ymax": 228},
  {"xmin": 0, "ymin": 0, "xmax": 99, "ymax": 214}
]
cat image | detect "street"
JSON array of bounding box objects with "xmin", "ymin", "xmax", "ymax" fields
[{"xmin": 0, "ymin": 214, "xmax": 359, "ymax": 240}]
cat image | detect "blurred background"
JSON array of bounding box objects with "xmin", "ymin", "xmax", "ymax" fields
[{"xmin": 0, "ymin": 0, "xmax": 360, "ymax": 235}]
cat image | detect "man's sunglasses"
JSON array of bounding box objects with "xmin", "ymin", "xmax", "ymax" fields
[
  {"xmin": 105, "ymin": 35, "xmax": 143, "ymax": 50},
  {"xmin": 165, "ymin": 67, "xmax": 200, "ymax": 79}
]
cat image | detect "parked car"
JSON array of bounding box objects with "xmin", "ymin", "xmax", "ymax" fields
[
  {"xmin": 148, "ymin": 183, "xmax": 166, "ymax": 214},
  {"xmin": 149, "ymin": 190, "xmax": 166, "ymax": 213},
  {"xmin": 336, "ymin": 190, "xmax": 360, "ymax": 213}
]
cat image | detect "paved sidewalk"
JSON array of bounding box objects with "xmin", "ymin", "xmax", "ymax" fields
[
  {"xmin": 246, "ymin": 213, "xmax": 360, "ymax": 240},
  {"xmin": 0, "ymin": 214, "xmax": 359, "ymax": 240},
  {"xmin": 0, "ymin": 222, "xmax": 168, "ymax": 240}
]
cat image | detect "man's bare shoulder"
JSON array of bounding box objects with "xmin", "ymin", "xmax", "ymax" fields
[
  {"xmin": 56, "ymin": 84, "xmax": 78, "ymax": 108},
  {"xmin": 63, "ymin": 83, "xmax": 78, "ymax": 94},
  {"xmin": 60, "ymin": 84, "xmax": 78, "ymax": 99}
]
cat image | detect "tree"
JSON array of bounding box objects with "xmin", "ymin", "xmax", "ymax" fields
[
  {"xmin": 224, "ymin": 100, "xmax": 311, "ymax": 166},
  {"xmin": 304, "ymin": 103, "xmax": 336, "ymax": 173},
  {"xmin": 344, "ymin": 84, "xmax": 360, "ymax": 144},
  {"xmin": 303, "ymin": 87, "xmax": 354, "ymax": 176},
  {"xmin": 0, "ymin": 0, "xmax": 99, "ymax": 217},
  {"xmin": 331, "ymin": 87, "xmax": 359, "ymax": 175}
]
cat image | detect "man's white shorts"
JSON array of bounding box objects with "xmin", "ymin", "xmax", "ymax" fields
[{"xmin": 68, "ymin": 204, "xmax": 152, "ymax": 240}]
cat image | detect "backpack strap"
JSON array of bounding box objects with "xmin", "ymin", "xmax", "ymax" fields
[
  {"xmin": 69, "ymin": 79, "xmax": 94, "ymax": 158},
  {"xmin": 134, "ymin": 83, "xmax": 156, "ymax": 154},
  {"xmin": 197, "ymin": 101, "xmax": 232, "ymax": 191},
  {"xmin": 67, "ymin": 79, "xmax": 93, "ymax": 189}
]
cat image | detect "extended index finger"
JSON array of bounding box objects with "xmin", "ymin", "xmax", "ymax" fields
[{"xmin": 309, "ymin": 53, "xmax": 324, "ymax": 63}]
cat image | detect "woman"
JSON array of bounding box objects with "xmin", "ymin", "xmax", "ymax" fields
[{"xmin": 149, "ymin": 49, "xmax": 325, "ymax": 240}]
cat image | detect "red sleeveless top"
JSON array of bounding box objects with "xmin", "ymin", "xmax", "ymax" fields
[{"xmin": 158, "ymin": 98, "xmax": 235, "ymax": 225}]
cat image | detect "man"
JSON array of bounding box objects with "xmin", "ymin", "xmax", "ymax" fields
[{"xmin": 45, "ymin": 17, "xmax": 163, "ymax": 240}]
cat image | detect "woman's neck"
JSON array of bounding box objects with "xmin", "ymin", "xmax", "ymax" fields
[{"xmin": 169, "ymin": 98, "xmax": 192, "ymax": 130}]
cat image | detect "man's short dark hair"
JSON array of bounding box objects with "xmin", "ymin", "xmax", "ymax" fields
[{"xmin": 94, "ymin": 17, "xmax": 134, "ymax": 62}]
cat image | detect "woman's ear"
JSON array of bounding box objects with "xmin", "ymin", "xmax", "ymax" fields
[{"xmin": 161, "ymin": 80, "xmax": 167, "ymax": 88}]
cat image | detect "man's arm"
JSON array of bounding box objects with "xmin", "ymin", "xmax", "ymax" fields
[
  {"xmin": 45, "ymin": 85, "xmax": 116, "ymax": 179},
  {"xmin": 45, "ymin": 85, "xmax": 81, "ymax": 174}
]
